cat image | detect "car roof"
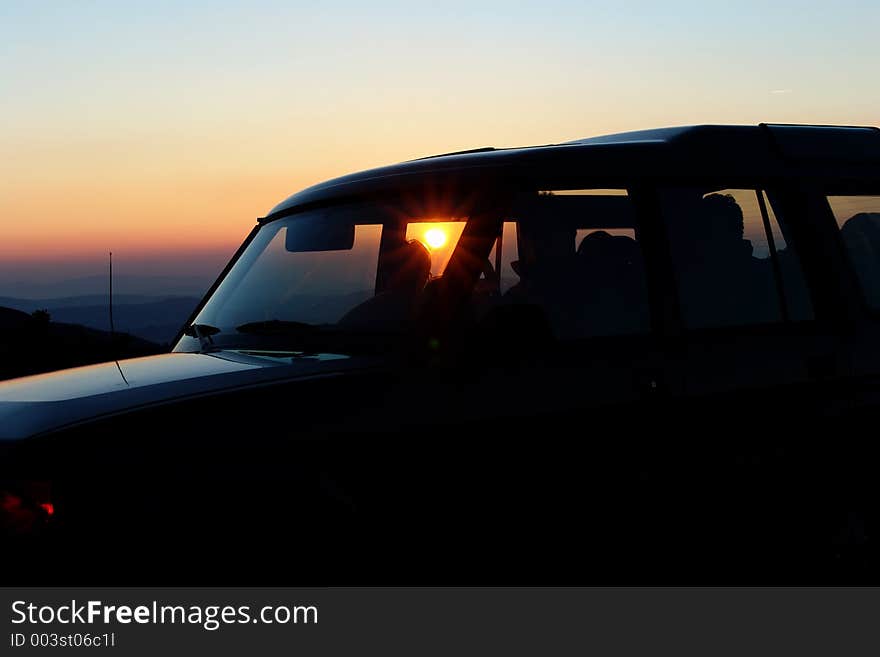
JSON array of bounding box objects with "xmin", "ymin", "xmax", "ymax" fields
[{"xmin": 266, "ymin": 123, "xmax": 880, "ymax": 218}]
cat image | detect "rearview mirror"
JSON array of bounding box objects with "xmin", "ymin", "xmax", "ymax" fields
[{"xmin": 285, "ymin": 215, "xmax": 355, "ymax": 252}]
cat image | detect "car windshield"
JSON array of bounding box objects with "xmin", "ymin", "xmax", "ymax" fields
[{"xmin": 175, "ymin": 202, "xmax": 467, "ymax": 354}]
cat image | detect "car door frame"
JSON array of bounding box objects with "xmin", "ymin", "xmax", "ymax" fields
[
  {"xmin": 424, "ymin": 179, "xmax": 678, "ymax": 432},
  {"xmin": 641, "ymin": 173, "xmax": 859, "ymax": 428},
  {"xmin": 804, "ymin": 178, "xmax": 880, "ymax": 405}
]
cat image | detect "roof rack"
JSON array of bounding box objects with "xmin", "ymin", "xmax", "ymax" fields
[{"xmin": 412, "ymin": 146, "xmax": 496, "ymax": 161}]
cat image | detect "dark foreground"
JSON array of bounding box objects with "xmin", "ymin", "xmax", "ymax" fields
[{"xmin": 4, "ymin": 397, "xmax": 876, "ymax": 585}]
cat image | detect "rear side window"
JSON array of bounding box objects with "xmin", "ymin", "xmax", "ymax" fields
[
  {"xmin": 826, "ymin": 195, "xmax": 880, "ymax": 311},
  {"xmin": 479, "ymin": 189, "xmax": 651, "ymax": 340},
  {"xmin": 660, "ymin": 187, "xmax": 814, "ymax": 330}
]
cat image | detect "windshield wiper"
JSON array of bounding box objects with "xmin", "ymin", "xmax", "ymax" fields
[
  {"xmin": 235, "ymin": 319, "xmax": 393, "ymax": 355},
  {"xmin": 184, "ymin": 323, "xmax": 222, "ymax": 352},
  {"xmin": 236, "ymin": 320, "xmax": 319, "ymax": 335}
]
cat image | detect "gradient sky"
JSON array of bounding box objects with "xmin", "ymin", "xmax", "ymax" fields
[{"xmin": 2, "ymin": 1, "xmax": 878, "ymax": 286}]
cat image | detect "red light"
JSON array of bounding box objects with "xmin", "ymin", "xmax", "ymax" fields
[
  {"xmin": 1, "ymin": 491, "xmax": 23, "ymax": 513},
  {"xmin": 40, "ymin": 503, "xmax": 54, "ymax": 517}
]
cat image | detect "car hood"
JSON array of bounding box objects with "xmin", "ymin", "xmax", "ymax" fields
[{"xmin": 0, "ymin": 350, "xmax": 375, "ymax": 440}]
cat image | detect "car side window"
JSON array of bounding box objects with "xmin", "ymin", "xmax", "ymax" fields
[
  {"xmin": 660, "ymin": 187, "xmax": 814, "ymax": 330},
  {"xmin": 826, "ymin": 195, "xmax": 880, "ymax": 311},
  {"xmin": 478, "ymin": 189, "xmax": 651, "ymax": 340}
]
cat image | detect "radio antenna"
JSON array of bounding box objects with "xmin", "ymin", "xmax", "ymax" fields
[
  {"xmin": 109, "ymin": 250, "xmax": 115, "ymax": 337},
  {"xmin": 109, "ymin": 250, "xmax": 129, "ymax": 385}
]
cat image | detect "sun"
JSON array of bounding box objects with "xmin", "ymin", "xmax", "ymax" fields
[{"xmin": 423, "ymin": 227, "xmax": 448, "ymax": 249}]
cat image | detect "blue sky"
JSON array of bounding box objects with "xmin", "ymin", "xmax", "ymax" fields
[{"xmin": 1, "ymin": 0, "xmax": 877, "ymax": 282}]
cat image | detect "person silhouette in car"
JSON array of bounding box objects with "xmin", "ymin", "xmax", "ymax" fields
[
  {"xmin": 671, "ymin": 192, "xmax": 768, "ymax": 326},
  {"xmin": 339, "ymin": 239, "xmax": 432, "ymax": 330}
]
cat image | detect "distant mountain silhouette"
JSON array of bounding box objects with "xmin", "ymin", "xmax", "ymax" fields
[
  {"xmin": 0, "ymin": 295, "xmax": 201, "ymax": 345},
  {"xmin": 0, "ymin": 307, "xmax": 163, "ymax": 381},
  {"xmin": 0, "ymin": 274, "xmax": 214, "ymax": 299},
  {"xmin": 0, "ymin": 306, "xmax": 34, "ymax": 330},
  {"xmin": 0, "ymin": 294, "xmax": 168, "ymax": 310}
]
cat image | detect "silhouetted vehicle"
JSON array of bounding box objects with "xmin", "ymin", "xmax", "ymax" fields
[{"xmin": 2, "ymin": 124, "xmax": 880, "ymax": 583}]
